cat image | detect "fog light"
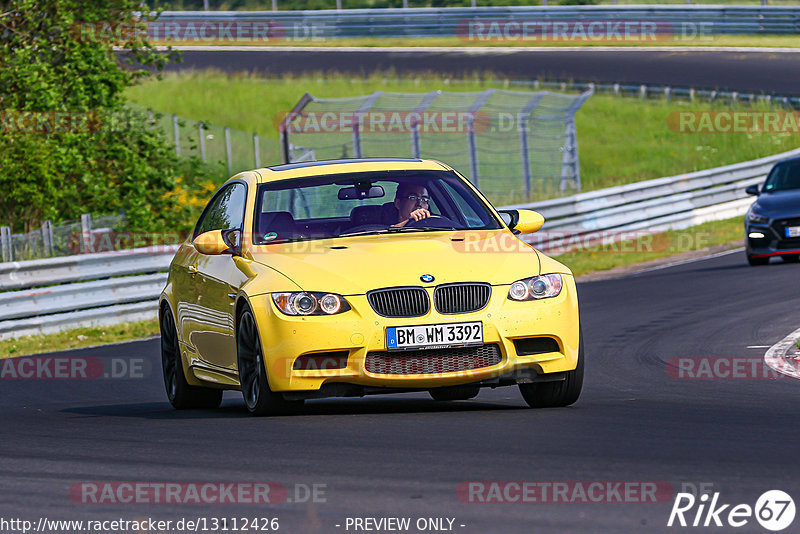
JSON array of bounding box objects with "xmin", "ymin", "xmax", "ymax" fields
[{"xmin": 749, "ymin": 232, "xmax": 765, "ymax": 239}]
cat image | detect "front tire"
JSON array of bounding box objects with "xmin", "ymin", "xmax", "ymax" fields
[
  {"xmin": 519, "ymin": 329, "xmax": 584, "ymax": 408},
  {"xmin": 161, "ymin": 307, "xmax": 223, "ymax": 410},
  {"xmin": 236, "ymin": 308, "xmax": 303, "ymax": 416}
]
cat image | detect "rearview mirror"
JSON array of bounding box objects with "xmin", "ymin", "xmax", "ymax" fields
[
  {"xmin": 498, "ymin": 209, "xmax": 545, "ymax": 235},
  {"xmin": 745, "ymin": 184, "xmax": 760, "ymax": 196},
  {"xmin": 338, "ymin": 185, "xmax": 385, "ymax": 200},
  {"xmin": 194, "ymin": 229, "xmax": 239, "ymax": 255}
]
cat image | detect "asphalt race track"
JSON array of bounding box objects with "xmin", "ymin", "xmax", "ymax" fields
[
  {"xmin": 166, "ymin": 48, "xmax": 800, "ymax": 94},
  {"xmin": 2, "ymin": 251, "xmax": 799, "ymax": 533}
]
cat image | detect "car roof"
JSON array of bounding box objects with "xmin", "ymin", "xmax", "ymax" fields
[{"xmin": 254, "ymin": 158, "xmax": 453, "ymax": 183}]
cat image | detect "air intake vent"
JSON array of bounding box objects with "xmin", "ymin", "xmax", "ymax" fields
[
  {"xmin": 434, "ymin": 283, "xmax": 491, "ymax": 314},
  {"xmin": 366, "ymin": 344, "xmax": 501, "ymax": 375},
  {"xmin": 367, "ymin": 287, "xmax": 430, "ymax": 318}
]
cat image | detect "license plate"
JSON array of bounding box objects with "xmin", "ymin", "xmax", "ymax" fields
[
  {"xmin": 786, "ymin": 226, "xmax": 800, "ymax": 238},
  {"xmin": 386, "ymin": 322, "xmax": 483, "ymax": 351}
]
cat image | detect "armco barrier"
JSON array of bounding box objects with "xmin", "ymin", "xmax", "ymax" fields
[
  {"xmin": 156, "ymin": 7, "xmax": 800, "ymax": 38},
  {"xmin": 0, "ymin": 247, "xmax": 178, "ymax": 341},
  {"xmin": 2, "ymin": 146, "xmax": 794, "ymax": 340},
  {"xmin": 506, "ymin": 147, "xmax": 799, "ymax": 250}
]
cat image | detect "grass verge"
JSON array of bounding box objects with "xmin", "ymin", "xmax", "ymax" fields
[
  {"xmin": 154, "ymin": 35, "xmax": 800, "ymax": 49},
  {"xmin": 0, "ymin": 319, "xmax": 160, "ymax": 359},
  {"xmin": 126, "ymin": 71, "xmax": 800, "ymax": 197},
  {"xmin": 554, "ymin": 216, "xmax": 743, "ymax": 277}
]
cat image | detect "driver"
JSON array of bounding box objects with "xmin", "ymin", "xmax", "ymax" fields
[{"xmin": 392, "ymin": 183, "xmax": 432, "ymax": 227}]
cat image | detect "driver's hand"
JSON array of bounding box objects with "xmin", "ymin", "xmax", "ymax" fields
[{"xmin": 409, "ymin": 208, "xmax": 430, "ymax": 221}]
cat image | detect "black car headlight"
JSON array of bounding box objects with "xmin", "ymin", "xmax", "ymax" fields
[
  {"xmin": 272, "ymin": 292, "xmax": 351, "ymax": 316},
  {"xmin": 747, "ymin": 212, "xmax": 769, "ymax": 225},
  {"xmin": 508, "ymin": 274, "xmax": 563, "ymax": 301}
]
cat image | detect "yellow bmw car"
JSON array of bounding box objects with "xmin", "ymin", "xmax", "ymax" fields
[{"xmin": 159, "ymin": 158, "xmax": 582, "ymax": 415}]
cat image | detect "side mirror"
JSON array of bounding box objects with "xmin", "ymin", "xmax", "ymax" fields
[
  {"xmin": 498, "ymin": 209, "xmax": 545, "ymax": 235},
  {"xmin": 194, "ymin": 229, "xmax": 240, "ymax": 255},
  {"xmin": 745, "ymin": 184, "xmax": 760, "ymax": 196}
]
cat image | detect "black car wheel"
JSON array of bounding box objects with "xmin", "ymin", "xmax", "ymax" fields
[
  {"xmin": 237, "ymin": 308, "xmax": 303, "ymax": 416},
  {"xmin": 161, "ymin": 308, "xmax": 223, "ymax": 410},
  {"xmin": 519, "ymin": 328, "xmax": 584, "ymax": 408}
]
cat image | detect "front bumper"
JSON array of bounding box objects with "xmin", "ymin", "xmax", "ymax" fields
[
  {"xmin": 746, "ymin": 222, "xmax": 800, "ymax": 258},
  {"xmin": 250, "ymin": 275, "xmax": 580, "ymax": 392}
]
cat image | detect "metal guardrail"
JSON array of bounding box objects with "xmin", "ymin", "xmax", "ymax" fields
[
  {"xmin": 507, "ymin": 147, "xmax": 800, "ymax": 251},
  {"xmin": 4, "ymin": 146, "xmax": 796, "ymax": 339},
  {"xmin": 157, "ymin": 7, "xmax": 800, "ymax": 37},
  {"xmin": 0, "ymin": 247, "xmax": 177, "ymax": 341}
]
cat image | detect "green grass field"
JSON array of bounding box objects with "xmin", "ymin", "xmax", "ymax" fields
[
  {"xmin": 126, "ymin": 71, "xmax": 800, "ymax": 200},
  {"xmin": 0, "ymin": 320, "xmax": 160, "ymax": 359}
]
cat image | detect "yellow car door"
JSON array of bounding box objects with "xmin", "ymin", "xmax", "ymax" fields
[{"xmin": 190, "ymin": 182, "xmax": 249, "ymax": 370}]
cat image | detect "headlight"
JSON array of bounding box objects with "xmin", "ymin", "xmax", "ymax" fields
[
  {"xmin": 508, "ymin": 274, "xmax": 563, "ymax": 301},
  {"xmin": 272, "ymin": 292, "xmax": 351, "ymax": 316},
  {"xmin": 747, "ymin": 212, "xmax": 769, "ymax": 224}
]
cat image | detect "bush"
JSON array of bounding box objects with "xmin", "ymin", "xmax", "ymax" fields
[{"xmin": 0, "ymin": 0, "xmax": 220, "ymax": 235}]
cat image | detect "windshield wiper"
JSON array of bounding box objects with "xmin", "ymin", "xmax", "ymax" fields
[
  {"xmin": 338, "ymin": 229, "xmax": 392, "ymax": 238},
  {"xmin": 386, "ymin": 226, "xmax": 455, "ymax": 233}
]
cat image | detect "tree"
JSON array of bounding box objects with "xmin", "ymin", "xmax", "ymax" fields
[{"xmin": 0, "ymin": 0, "xmax": 189, "ymax": 233}]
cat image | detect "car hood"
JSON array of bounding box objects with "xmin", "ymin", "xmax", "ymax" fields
[
  {"xmin": 752, "ymin": 189, "xmax": 800, "ymax": 218},
  {"xmin": 248, "ymin": 230, "xmax": 567, "ymax": 295}
]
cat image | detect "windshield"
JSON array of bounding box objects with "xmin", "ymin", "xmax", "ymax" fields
[
  {"xmin": 252, "ymin": 170, "xmax": 503, "ymax": 245},
  {"xmin": 764, "ymin": 160, "xmax": 800, "ymax": 193}
]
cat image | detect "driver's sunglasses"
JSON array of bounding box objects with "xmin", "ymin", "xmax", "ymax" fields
[{"xmin": 404, "ymin": 194, "xmax": 431, "ymax": 205}]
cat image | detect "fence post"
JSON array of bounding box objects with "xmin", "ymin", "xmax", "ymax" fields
[
  {"xmin": 409, "ymin": 90, "xmax": 440, "ymax": 158},
  {"xmin": 80, "ymin": 214, "xmax": 93, "ymax": 254},
  {"xmin": 198, "ymin": 122, "xmax": 206, "ymax": 162},
  {"xmin": 253, "ymin": 133, "xmax": 261, "ymax": 168},
  {"xmin": 0, "ymin": 226, "xmax": 12, "ymax": 262},
  {"xmin": 464, "ymin": 89, "xmax": 495, "ymax": 188},
  {"xmin": 272, "ymin": 0, "xmax": 277, "ymax": 10},
  {"xmin": 665, "ymin": 86, "xmax": 671, "ymax": 102},
  {"xmin": 42, "ymin": 220, "xmax": 53, "ymax": 257},
  {"xmin": 351, "ymin": 91, "xmax": 383, "ymax": 160},
  {"xmin": 172, "ymin": 114, "xmax": 180, "ymax": 156},
  {"xmin": 640, "ymin": 85, "xmax": 647, "ymax": 100},
  {"xmin": 225, "ymin": 127, "xmax": 232, "ymax": 176},
  {"xmin": 518, "ymin": 93, "xmax": 545, "ymax": 198}
]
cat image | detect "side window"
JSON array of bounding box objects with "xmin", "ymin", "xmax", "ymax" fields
[
  {"xmin": 439, "ymin": 181, "xmax": 489, "ymax": 228},
  {"xmin": 194, "ymin": 183, "xmax": 247, "ymax": 238}
]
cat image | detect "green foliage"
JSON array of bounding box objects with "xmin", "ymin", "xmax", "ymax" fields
[{"xmin": 0, "ymin": 0, "xmax": 220, "ymax": 234}]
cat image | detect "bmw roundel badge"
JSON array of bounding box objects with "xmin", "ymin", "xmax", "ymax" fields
[{"xmin": 420, "ymin": 274, "xmax": 435, "ymax": 283}]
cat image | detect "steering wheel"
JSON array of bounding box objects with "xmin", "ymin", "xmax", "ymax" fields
[{"xmin": 404, "ymin": 215, "xmax": 458, "ymax": 229}]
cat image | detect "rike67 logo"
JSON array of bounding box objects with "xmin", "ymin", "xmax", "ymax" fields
[{"xmin": 668, "ymin": 490, "xmax": 795, "ymax": 531}]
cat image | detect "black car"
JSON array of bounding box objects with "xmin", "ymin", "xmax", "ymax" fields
[{"xmin": 745, "ymin": 156, "xmax": 800, "ymax": 266}]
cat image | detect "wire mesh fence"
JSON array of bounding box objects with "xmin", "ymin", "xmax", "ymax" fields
[
  {"xmin": 1, "ymin": 214, "xmax": 127, "ymax": 262},
  {"xmin": 141, "ymin": 106, "xmax": 283, "ymax": 176},
  {"xmin": 280, "ymin": 88, "xmax": 592, "ymax": 203}
]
